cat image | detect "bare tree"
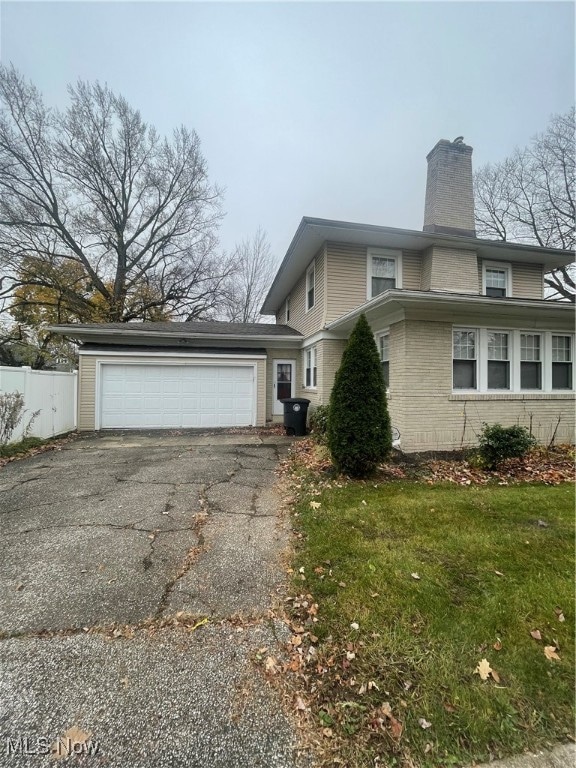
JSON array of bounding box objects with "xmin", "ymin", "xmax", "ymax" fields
[
  {"xmin": 474, "ymin": 108, "xmax": 575, "ymax": 301},
  {"xmin": 221, "ymin": 227, "xmax": 278, "ymax": 323},
  {"xmin": 0, "ymin": 65, "xmax": 229, "ymax": 331}
]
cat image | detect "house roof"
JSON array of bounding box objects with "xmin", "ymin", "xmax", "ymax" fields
[
  {"xmin": 261, "ymin": 217, "xmax": 574, "ymax": 314},
  {"xmin": 325, "ymin": 288, "xmax": 575, "ymax": 335},
  {"xmin": 48, "ymin": 320, "xmax": 303, "ymax": 346}
]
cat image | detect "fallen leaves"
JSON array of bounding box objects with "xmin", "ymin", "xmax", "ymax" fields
[
  {"xmin": 424, "ymin": 445, "xmax": 573, "ymax": 486},
  {"xmin": 410, "ymin": 572, "xmax": 421, "ymax": 580},
  {"xmin": 474, "ymin": 658, "xmax": 492, "ymax": 680},
  {"xmin": 474, "ymin": 658, "xmax": 500, "ymax": 682},
  {"xmin": 418, "ymin": 717, "xmax": 432, "ymax": 730},
  {"xmin": 544, "ymin": 645, "xmax": 561, "ymax": 661},
  {"xmin": 530, "ymin": 629, "xmax": 542, "ymax": 640}
]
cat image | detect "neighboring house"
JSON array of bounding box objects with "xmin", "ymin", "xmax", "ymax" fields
[{"xmin": 50, "ymin": 138, "xmax": 575, "ymax": 451}]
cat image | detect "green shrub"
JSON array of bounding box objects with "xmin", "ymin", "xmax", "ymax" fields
[
  {"xmin": 477, "ymin": 423, "xmax": 536, "ymax": 469},
  {"xmin": 309, "ymin": 405, "xmax": 330, "ymax": 441},
  {"xmin": 327, "ymin": 314, "xmax": 392, "ymax": 477}
]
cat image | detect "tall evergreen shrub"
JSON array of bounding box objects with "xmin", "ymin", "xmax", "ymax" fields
[{"xmin": 327, "ymin": 314, "xmax": 392, "ymax": 477}]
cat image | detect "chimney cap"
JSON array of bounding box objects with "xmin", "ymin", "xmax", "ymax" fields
[{"xmin": 426, "ymin": 138, "xmax": 473, "ymax": 161}]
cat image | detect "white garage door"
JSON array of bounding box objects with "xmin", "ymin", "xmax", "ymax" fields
[{"xmin": 100, "ymin": 363, "xmax": 255, "ymax": 429}]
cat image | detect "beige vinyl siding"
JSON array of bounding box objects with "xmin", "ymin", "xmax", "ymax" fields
[
  {"xmin": 420, "ymin": 249, "xmax": 433, "ymax": 290},
  {"xmin": 255, "ymin": 359, "xmax": 266, "ymax": 426},
  {"xmin": 78, "ymin": 355, "xmax": 97, "ymax": 430},
  {"xmin": 281, "ymin": 246, "xmax": 326, "ymax": 336},
  {"xmin": 513, "ymin": 262, "xmax": 544, "ymax": 299},
  {"xmin": 427, "ymin": 247, "xmax": 479, "ymax": 293},
  {"xmin": 402, "ymin": 250, "xmax": 422, "ymax": 291},
  {"xmin": 476, "ymin": 259, "xmax": 545, "ymax": 299},
  {"xmin": 265, "ymin": 347, "xmax": 302, "ymax": 422},
  {"xmin": 77, "ymin": 353, "xmax": 267, "ymax": 430},
  {"xmin": 324, "ymin": 244, "xmax": 422, "ymax": 323},
  {"xmin": 398, "ymin": 319, "xmax": 574, "ymax": 452},
  {"xmin": 325, "ymin": 243, "xmax": 368, "ymax": 323}
]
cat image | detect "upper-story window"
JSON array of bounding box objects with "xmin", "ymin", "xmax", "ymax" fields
[
  {"xmin": 306, "ymin": 262, "xmax": 315, "ymax": 311},
  {"xmin": 285, "ymin": 296, "xmax": 291, "ymax": 323},
  {"xmin": 368, "ymin": 248, "xmax": 402, "ymax": 298},
  {"xmin": 483, "ymin": 261, "xmax": 512, "ymax": 298}
]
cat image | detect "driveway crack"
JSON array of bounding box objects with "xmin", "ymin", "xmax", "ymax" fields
[{"xmin": 154, "ymin": 508, "xmax": 208, "ymax": 618}]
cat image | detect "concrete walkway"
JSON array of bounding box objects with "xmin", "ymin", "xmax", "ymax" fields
[
  {"xmin": 473, "ymin": 744, "xmax": 575, "ymax": 768},
  {"xmin": 0, "ymin": 432, "xmax": 301, "ymax": 767}
]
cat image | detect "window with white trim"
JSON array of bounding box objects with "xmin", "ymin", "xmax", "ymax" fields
[
  {"xmin": 304, "ymin": 346, "xmax": 317, "ymax": 388},
  {"xmin": 368, "ymin": 249, "xmax": 402, "ymax": 298},
  {"xmin": 487, "ymin": 332, "xmax": 510, "ymax": 389},
  {"xmin": 482, "ymin": 262, "xmax": 512, "ymax": 298},
  {"xmin": 520, "ymin": 334, "xmax": 541, "ymax": 390},
  {"xmin": 306, "ymin": 263, "xmax": 315, "ymax": 311},
  {"xmin": 552, "ymin": 335, "xmax": 572, "ymax": 389},
  {"xmin": 452, "ymin": 328, "xmax": 575, "ymax": 393},
  {"xmin": 453, "ymin": 329, "xmax": 477, "ymax": 389},
  {"xmin": 379, "ymin": 334, "xmax": 390, "ymax": 387}
]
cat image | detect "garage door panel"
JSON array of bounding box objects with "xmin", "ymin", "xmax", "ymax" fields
[{"xmin": 100, "ymin": 364, "xmax": 255, "ymax": 429}]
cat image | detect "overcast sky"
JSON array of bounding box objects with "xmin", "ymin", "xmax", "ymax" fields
[{"xmin": 0, "ymin": 1, "xmax": 573, "ymax": 267}]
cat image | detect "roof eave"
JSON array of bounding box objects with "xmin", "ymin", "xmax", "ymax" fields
[
  {"xmin": 47, "ymin": 325, "xmax": 303, "ymax": 344},
  {"xmin": 261, "ymin": 217, "xmax": 574, "ymax": 314},
  {"xmin": 326, "ymin": 290, "xmax": 575, "ymax": 331}
]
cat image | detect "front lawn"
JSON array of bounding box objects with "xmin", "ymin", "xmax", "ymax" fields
[{"xmin": 288, "ymin": 474, "xmax": 575, "ymax": 767}]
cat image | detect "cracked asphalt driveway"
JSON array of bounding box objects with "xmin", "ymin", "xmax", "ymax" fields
[{"xmin": 0, "ymin": 432, "xmax": 302, "ymax": 767}]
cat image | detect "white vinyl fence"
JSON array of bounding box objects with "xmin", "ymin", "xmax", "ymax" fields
[{"xmin": 0, "ymin": 366, "xmax": 77, "ymax": 442}]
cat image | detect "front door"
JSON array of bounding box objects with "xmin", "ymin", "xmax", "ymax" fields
[{"xmin": 272, "ymin": 359, "xmax": 295, "ymax": 415}]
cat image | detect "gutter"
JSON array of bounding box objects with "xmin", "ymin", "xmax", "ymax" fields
[{"xmin": 47, "ymin": 326, "xmax": 303, "ymax": 343}]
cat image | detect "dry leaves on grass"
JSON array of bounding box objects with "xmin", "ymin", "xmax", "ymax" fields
[
  {"xmin": 474, "ymin": 658, "xmax": 501, "ymax": 682},
  {"xmin": 424, "ymin": 445, "xmax": 574, "ymax": 486},
  {"xmin": 544, "ymin": 646, "xmax": 561, "ymax": 661}
]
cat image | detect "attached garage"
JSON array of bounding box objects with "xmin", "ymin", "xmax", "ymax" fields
[
  {"xmin": 99, "ymin": 363, "xmax": 256, "ymax": 429},
  {"xmin": 48, "ymin": 321, "xmax": 303, "ymax": 432}
]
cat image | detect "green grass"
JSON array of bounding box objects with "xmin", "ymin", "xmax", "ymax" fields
[
  {"xmin": 293, "ymin": 481, "xmax": 575, "ymax": 767},
  {"xmin": 0, "ymin": 436, "xmax": 46, "ymax": 458}
]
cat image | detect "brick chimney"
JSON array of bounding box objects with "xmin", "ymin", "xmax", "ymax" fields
[{"xmin": 423, "ymin": 138, "xmax": 476, "ymax": 237}]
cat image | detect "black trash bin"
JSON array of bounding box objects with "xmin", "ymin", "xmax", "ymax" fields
[{"xmin": 280, "ymin": 398, "xmax": 310, "ymax": 436}]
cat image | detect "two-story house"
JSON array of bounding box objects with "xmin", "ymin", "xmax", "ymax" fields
[{"xmin": 52, "ymin": 138, "xmax": 575, "ymax": 451}]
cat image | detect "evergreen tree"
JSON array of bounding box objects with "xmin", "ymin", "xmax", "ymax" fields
[{"xmin": 327, "ymin": 314, "xmax": 392, "ymax": 477}]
